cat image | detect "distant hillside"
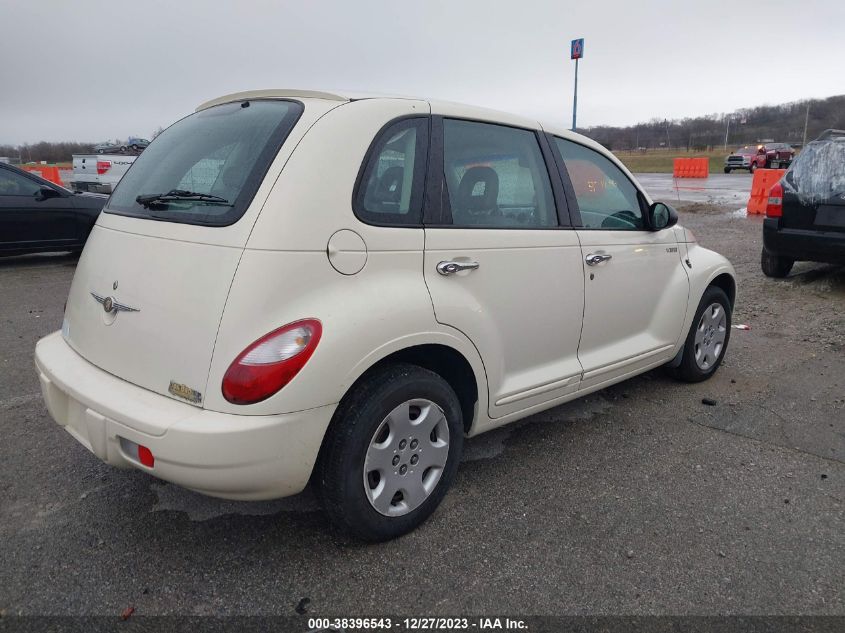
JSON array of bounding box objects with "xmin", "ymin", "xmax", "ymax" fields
[{"xmin": 579, "ymin": 94, "xmax": 845, "ymax": 151}]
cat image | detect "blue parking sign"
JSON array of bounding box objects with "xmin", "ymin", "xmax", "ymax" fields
[{"xmin": 571, "ymin": 38, "xmax": 584, "ymax": 60}]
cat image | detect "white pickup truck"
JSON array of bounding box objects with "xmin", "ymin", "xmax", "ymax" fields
[{"xmin": 69, "ymin": 154, "xmax": 137, "ymax": 194}]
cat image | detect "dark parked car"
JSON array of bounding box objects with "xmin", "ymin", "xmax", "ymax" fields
[
  {"xmin": 762, "ymin": 129, "xmax": 845, "ymax": 277},
  {"xmin": 0, "ymin": 162, "xmax": 107, "ymax": 256},
  {"xmin": 93, "ymin": 140, "xmax": 124, "ymax": 154}
]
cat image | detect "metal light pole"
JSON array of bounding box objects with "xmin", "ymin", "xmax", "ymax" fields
[
  {"xmin": 724, "ymin": 116, "xmax": 731, "ymax": 151},
  {"xmin": 570, "ymin": 38, "xmax": 584, "ymax": 131},
  {"xmin": 572, "ymin": 57, "xmax": 579, "ymax": 131},
  {"xmin": 802, "ymin": 101, "xmax": 811, "ymax": 147}
]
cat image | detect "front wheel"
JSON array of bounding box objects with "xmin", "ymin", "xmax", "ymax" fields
[
  {"xmin": 665, "ymin": 286, "xmax": 731, "ymax": 383},
  {"xmin": 749, "ymin": 163, "xmax": 757, "ymax": 173},
  {"xmin": 761, "ymin": 247, "xmax": 794, "ymax": 278},
  {"xmin": 724, "ymin": 167, "xmax": 731, "ymax": 174},
  {"xmin": 315, "ymin": 363, "xmax": 464, "ymax": 541}
]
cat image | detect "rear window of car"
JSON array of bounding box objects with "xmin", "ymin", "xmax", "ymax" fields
[
  {"xmin": 106, "ymin": 99, "xmax": 303, "ymax": 226},
  {"xmin": 784, "ymin": 139, "xmax": 845, "ymax": 202}
]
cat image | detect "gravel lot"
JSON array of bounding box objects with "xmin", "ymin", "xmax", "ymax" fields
[{"xmin": 0, "ymin": 203, "xmax": 842, "ymax": 617}]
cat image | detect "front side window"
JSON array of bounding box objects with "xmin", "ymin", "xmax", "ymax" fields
[
  {"xmin": 554, "ymin": 138, "xmax": 644, "ymax": 230},
  {"xmin": 355, "ymin": 118, "xmax": 428, "ymax": 225},
  {"xmin": 443, "ymin": 120, "xmax": 556, "ymax": 228},
  {"xmin": 107, "ymin": 99, "xmax": 303, "ymax": 226},
  {"xmin": 0, "ymin": 169, "xmax": 42, "ymax": 196}
]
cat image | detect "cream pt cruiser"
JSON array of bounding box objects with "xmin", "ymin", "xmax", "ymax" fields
[{"xmin": 35, "ymin": 90, "xmax": 736, "ymax": 541}]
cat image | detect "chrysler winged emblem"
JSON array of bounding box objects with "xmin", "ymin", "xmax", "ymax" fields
[{"xmin": 91, "ymin": 292, "xmax": 140, "ymax": 315}]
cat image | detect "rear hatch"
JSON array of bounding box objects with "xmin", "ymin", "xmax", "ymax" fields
[
  {"xmin": 61, "ymin": 97, "xmax": 325, "ymax": 408},
  {"xmin": 781, "ymin": 134, "xmax": 845, "ymax": 233}
]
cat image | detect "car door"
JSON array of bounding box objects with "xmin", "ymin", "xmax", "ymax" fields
[
  {"xmin": 548, "ymin": 136, "xmax": 690, "ymax": 390},
  {"xmin": 423, "ymin": 117, "xmax": 584, "ymax": 420},
  {"xmin": 0, "ymin": 166, "xmax": 79, "ymax": 252}
]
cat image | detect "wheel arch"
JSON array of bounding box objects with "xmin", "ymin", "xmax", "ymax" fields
[
  {"xmin": 339, "ymin": 342, "xmax": 481, "ymax": 435},
  {"xmin": 709, "ymin": 272, "xmax": 736, "ymax": 308}
]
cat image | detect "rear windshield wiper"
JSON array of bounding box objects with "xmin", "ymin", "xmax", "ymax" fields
[{"xmin": 136, "ymin": 189, "xmax": 232, "ymax": 208}]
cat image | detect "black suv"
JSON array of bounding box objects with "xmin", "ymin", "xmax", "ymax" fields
[{"xmin": 761, "ymin": 129, "xmax": 845, "ymax": 277}]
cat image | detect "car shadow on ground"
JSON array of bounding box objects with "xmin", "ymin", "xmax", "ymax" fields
[
  {"xmin": 0, "ymin": 252, "xmax": 80, "ymax": 268},
  {"xmin": 787, "ymin": 263, "xmax": 845, "ymax": 291}
]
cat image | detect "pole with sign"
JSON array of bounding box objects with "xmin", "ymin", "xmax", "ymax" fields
[{"xmin": 570, "ymin": 38, "xmax": 584, "ymax": 131}]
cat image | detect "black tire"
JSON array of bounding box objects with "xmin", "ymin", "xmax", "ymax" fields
[
  {"xmin": 315, "ymin": 363, "xmax": 464, "ymax": 542},
  {"xmin": 723, "ymin": 167, "xmax": 731, "ymax": 174},
  {"xmin": 96, "ymin": 149, "xmax": 104, "ymax": 154},
  {"xmin": 761, "ymin": 247, "xmax": 794, "ymax": 278},
  {"xmin": 665, "ymin": 286, "xmax": 732, "ymax": 383},
  {"xmin": 131, "ymin": 144, "xmax": 139, "ymax": 151},
  {"xmin": 749, "ymin": 163, "xmax": 757, "ymax": 173}
]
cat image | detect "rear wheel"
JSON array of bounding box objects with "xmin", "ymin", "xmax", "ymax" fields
[
  {"xmin": 761, "ymin": 247, "xmax": 794, "ymax": 278},
  {"xmin": 315, "ymin": 363, "xmax": 464, "ymax": 541},
  {"xmin": 665, "ymin": 286, "xmax": 731, "ymax": 383}
]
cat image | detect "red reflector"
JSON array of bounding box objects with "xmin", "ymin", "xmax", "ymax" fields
[
  {"xmin": 765, "ymin": 181, "xmax": 784, "ymax": 218},
  {"xmin": 96, "ymin": 160, "xmax": 111, "ymax": 175},
  {"xmin": 138, "ymin": 445, "xmax": 155, "ymax": 468}
]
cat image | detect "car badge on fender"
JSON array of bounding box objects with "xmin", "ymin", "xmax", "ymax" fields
[{"xmin": 91, "ymin": 292, "xmax": 140, "ymax": 315}]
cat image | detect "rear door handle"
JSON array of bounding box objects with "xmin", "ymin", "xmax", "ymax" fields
[
  {"xmin": 585, "ymin": 253, "xmax": 612, "ymax": 266},
  {"xmin": 437, "ymin": 260, "xmax": 480, "ymax": 276}
]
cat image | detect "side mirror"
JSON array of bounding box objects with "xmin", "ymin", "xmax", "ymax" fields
[
  {"xmin": 34, "ymin": 186, "xmax": 61, "ymax": 202},
  {"xmin": 649, "ymin": 202, "xmax": 678, "ymax": 231}
]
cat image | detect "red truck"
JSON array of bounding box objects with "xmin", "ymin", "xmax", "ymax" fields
[{"xmin": 724, "ymin": 143, "xmax": 795, "ymax": 173}]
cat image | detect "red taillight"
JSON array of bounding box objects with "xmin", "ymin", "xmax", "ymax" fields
[
  {"xmin": 766, "ymin": 181, "xmax": 784, "ymax": 218},
  {"xmin": 96, "ymin": 160, "xmax": 111, "ymax": 175},
  {"xmin": 222, "ymin": 319, "xmax": 322, "ymax": 404}
]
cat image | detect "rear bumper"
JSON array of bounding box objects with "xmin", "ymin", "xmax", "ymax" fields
[
  {"xmin": 763, "ymin": 218, "xmax": 845, "ymax": 265},
  {"xmin": 34, "ymin": 331, "xmax": 336, "ymax": 500},
  {"xmin": 69, "ymin": 181, "xmax": 112, "ymax": 194}
]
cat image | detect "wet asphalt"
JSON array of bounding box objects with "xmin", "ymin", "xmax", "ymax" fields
[{"xmin": 0, "ymin": 201, "xmax": 842, "ymax": 617}]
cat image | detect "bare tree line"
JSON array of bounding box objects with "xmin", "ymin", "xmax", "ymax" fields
[
  {"xmin": 2, "ymin": 96, "xmax": 843, "ymax": 162},
  {"xmin": 578, "ymin": 94, "xmax": 844, "ymax": 152}
]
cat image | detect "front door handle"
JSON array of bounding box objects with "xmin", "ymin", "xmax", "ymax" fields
[
  {"xmin": 585, "ymin": 253, "xmax": 612, "ymax": 266},
  {"xmin": 437, "ymin": 260, "xmax": 480, "ymax": 276}
]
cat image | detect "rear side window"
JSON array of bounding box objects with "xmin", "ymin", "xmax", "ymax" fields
[
  {"xmin": 443, "ymin": 120, "xmax": 556, "ymax": 228},
  {"xmin": 554, "ymin": 138, "xmax": 644, "ymax": 230},
  {"xmin": 354, "ymin": 118, "xmax": 429, "ymax": 225},
  {"xmin": 107, "ymin": 99, "xmax": 303, "ymax": 226},
  {"xmin": 0, "ymin": 168, "xmax": 42, "ymax": 196}
]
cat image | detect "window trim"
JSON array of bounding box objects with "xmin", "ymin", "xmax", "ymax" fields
[
  {"xmin": 547, "ymin": 134, "xmax": 651, "ymax": 231},
  {"xmin": 351, "ymin": 115, "xmax": 431, "ymax": 228},
  {"xmin": 426, "ymin": 116, "xmax": 566, "ymax": 230},
  {"xmin": 104, "ymin": 98, "xmax": 304, "ymax": 228}
]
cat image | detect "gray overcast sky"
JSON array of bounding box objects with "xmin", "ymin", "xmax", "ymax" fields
[{"xmin": 1, "ymin": 0, "xmax": 843, "ymax": 144}]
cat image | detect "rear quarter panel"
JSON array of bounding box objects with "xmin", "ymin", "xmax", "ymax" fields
[{"xmin": 204, "ymin": 99, "xmax": 489, "ymax": 417}]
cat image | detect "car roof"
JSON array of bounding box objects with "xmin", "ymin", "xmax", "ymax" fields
[{"xmin": 195, "ymin": 88, "xmax": 608, "ymax": 155}]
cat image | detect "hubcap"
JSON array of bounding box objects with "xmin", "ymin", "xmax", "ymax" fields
[
  {"xmin": 363, "ymin": 399, "xmax": 450, "ymax": 517},
  {"xmin": 694, "ymin": 302, "xmax": 727, "ymax": 370}
]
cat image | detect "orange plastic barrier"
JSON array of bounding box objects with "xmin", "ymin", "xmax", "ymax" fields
[
  {"xmin": 22, "ymin": 165, "xmax": 64, "ymax": 187},
  {"xmin": 672, "ymin": 157, "xmax": 709, "ymax": 178},
  {"xmin": 746, "ymin": 168, "xmax": 786, "ymax": 215}
]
